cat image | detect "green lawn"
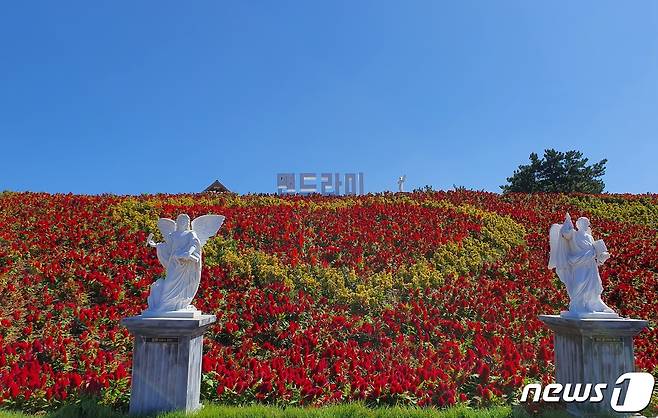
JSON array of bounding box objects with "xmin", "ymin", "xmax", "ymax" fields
[{"xmin": 0, "ymin": 401, "xmax": 571, "ymax": 418}]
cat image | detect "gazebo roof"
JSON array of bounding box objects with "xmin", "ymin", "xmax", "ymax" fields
[{"xmin": 203, "ymin": 180, "xmax": 230, "ymax": 193}]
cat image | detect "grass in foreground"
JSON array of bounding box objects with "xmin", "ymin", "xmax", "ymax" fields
[{"xmin": 0, "ymin": 400, "xmax": 572, "ymax": 418}]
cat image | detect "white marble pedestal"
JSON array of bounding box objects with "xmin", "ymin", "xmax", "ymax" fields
[
  {"xmin": 538, "ymin": 315, "xmax": 648, "ymax": 417},
  {"xmin": 121, "ymin": 315, "xmax": 216, "ymax": 415}
]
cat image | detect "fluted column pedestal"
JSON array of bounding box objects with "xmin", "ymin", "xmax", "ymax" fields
[
  {"xmin": 121, "ymin": 315, "xmax": 216, "ymax": 415},
  {"xmin": 539, "ymin": 315, "xmax": 648, "ymax": 417}
]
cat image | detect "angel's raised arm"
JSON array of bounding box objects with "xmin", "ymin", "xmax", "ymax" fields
[{"xmin": 560, "ymin": 213, "xmax": 575, "ymax": 239}]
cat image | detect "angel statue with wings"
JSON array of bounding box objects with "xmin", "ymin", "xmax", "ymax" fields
[
  {"xmin": 142, "ymin": 213, "xmax": 224, "ymax": 318},
  {"xmin": 549, "ymin": 213, "xmax": 618, "ymax": 318}
]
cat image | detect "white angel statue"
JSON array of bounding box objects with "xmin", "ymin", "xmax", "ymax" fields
[
  {"xmin": 549, "ymin": 213, "xmax": 618, "ymax": 318},
  {"xmin": 397, "ymin": 175, "xmax": 406, "ymax": 193},
  {"xmin": 142, "ymin": 213, "xmax": 224, "ymax": 318}
]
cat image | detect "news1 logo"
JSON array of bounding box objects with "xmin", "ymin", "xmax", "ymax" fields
[
  {"xmin": 277, "ymin": 173, "xmax": 365, "ymax": 195},
  {"xmin": 521, "ymin": 372, "xmax": 655, "ymax": 413}
]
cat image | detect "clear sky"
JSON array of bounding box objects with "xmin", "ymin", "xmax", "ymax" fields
[{"xmin": 1, "ymin": 1, "xmax": 657, "ymax": 195}]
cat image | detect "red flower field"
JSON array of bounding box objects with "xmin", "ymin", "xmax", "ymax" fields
[{"xmin": 0, "ymin": 191, "xmax": 655, "ymax": 412}]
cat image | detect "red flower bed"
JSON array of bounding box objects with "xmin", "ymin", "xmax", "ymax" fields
[{"xmin": 0, "ymin": 191, "xmax": 655, "ymax": 411}]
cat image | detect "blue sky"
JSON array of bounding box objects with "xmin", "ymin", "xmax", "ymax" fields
[{"xmin": 1, "ymin": 1, "xmax": 657, "ymax": 195}]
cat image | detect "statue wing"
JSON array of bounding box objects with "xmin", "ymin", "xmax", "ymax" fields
[
  {"xmin": 157, "ymin": 218, "xmax": 176, "ymax": 241},
  {"xmin": 548, "ymin": 223, "xmax": 568, "ymax": 270},
  {"xmin": 191, "ymin": 214, "xmax": 225, "ymax": 247}
]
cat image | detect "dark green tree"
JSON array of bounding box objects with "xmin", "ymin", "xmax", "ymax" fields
[{"xmin": 501, "ymin": 149, "xmax": 607, "ymax": 193}]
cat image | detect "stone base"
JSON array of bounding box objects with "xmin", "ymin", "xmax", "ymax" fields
[
  {"xmin": 140, "ymin": 309, "xmax": 202, "ymax": 319},
  {"xmin": 560, "ymin": 310, "xmax": 620, "ymax": 319},
  {"xmin": 121, "ymin": 315, "xmax": 216, "ymax": 415},
  {"xmin": 539, "ymin": 315, "xmax": 648, "ymax": 417}
]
